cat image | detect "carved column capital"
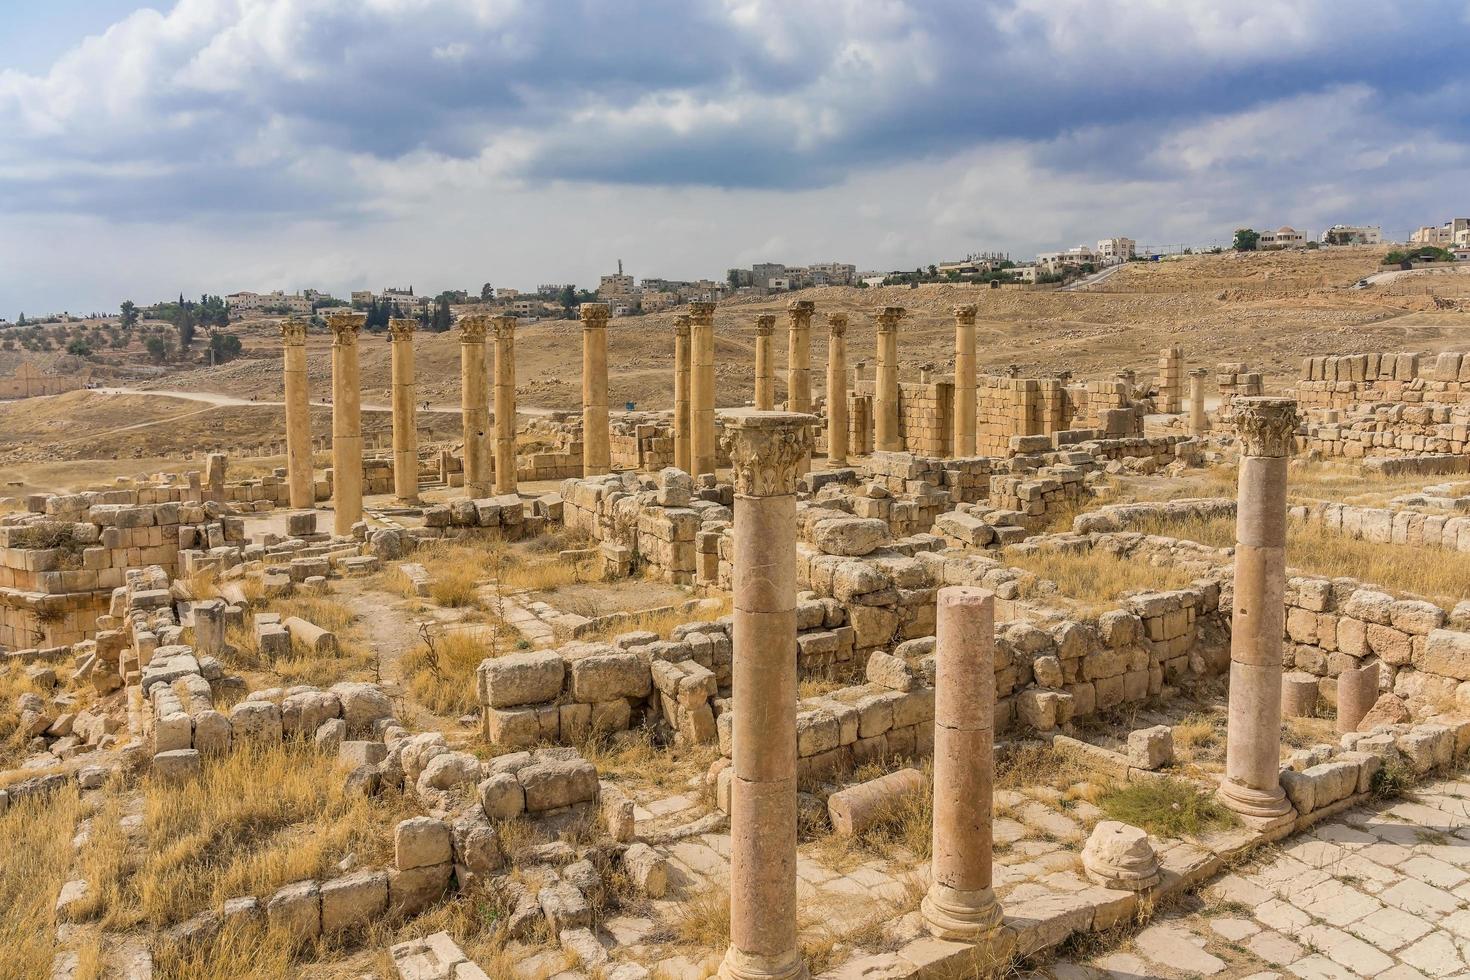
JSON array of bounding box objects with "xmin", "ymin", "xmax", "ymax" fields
[
  {"xmin": 754, "ymin": 314, "xmax": 775, "ymax": 337},
  {"xmin": 827, "ymin": 313, "xmax": 848, "ymax": 337},
  {"xmin": 674, "ymin": 314, "xmax": 691, "ymax": 338},
  {"xmin": 281, "ymin": 318, "xmax": 308, "ymax": 346},
  {"xmin": 458, "ymin": 314, "xmax": 489, "ymax": 344},
  {"xmin": 327, "ymin": 311, "xmax": 365, "ymax": 346},
  {"xmin": 787, "ymin": 299, "xmax": 814, "ymax": 327},
  {"xmin": 952, "ymin": 304, "xmax": 977, "ymax": 325},
  {"xmin": 688, "ymin": 301, "xmax": 715, "ymax": 326},
  {"xmin": 875, "ymin": 306, "xmax": 906, "ymax": 333},
  {"xmin": 579, "ymin": 303, "xmax": 610, "ymax": 327},
  {"xmin": 491, "ymin": 314, "xmax": 517, "ymax": 341},
  {"xmin": 719, "ymin": 409, "xmax": 815, "ymax": 497},
  {"xmin": 1234, "ymin": 397, "xmax": 1299, "ymax": 457},
  {"xmin": 388, "ymin": 318, "xmax": 417, "ymax": 341}
]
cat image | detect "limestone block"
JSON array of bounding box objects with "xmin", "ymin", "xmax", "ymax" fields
[
  {"xmin": 518, "ymin": 758, "xmax": 598, "ymax": 812},
  {"xmin": 478, "ymin": 773, "xmax": 526, "ymax": 820},
  {"xmin": 320, "ymin": 870, "xmax": 388, "ymax": 933},
  {"xmin": 569, "ymin": 652, "xmax": 649, "ymax": 702},
  {"xmin": 1420, "ymin": 629, "xmax": 1470, "ymax": 681},
  {"xmin": 485, "ymin": 707, "xmax": 541, "ymax": 750},
  {"xmin": 281, "ymin": 690, "xmax": 342, "ymax": 738},
  {"xmin": 152, "ymin": 748, "xmax": 200, "ymax": 783},
  {"xmin": 388, "ymin": 862, "xmax": 451, "ymax": 917},
  {"xmin": 154, "ymin": 711, "xmax": 193, "ymax": 753},
  {"xmin": 1126, "ymin": 725, "xmax": 1173, "ymax": 770},
  {"xmin": 396, "ymin": 816, "xmax": 452, "ymax": 871},
  {"xmin": 827, "ymin": 767, "xmax": 924, "ymax": 836},
  {"xmin": 1082, "ymin": 821, "xmax": 1160, "ymax": 891},
  {"xmin": 417, "ymin": 751, "xmax": 482, "ymax": 794},
  {"xmin": 1281, "ymin": 672, "xmax": 1320, "ymax": 717},
  {"xmin": 339, "ymin": 740, "xmax": 386, "ymax": 769},
  {"xmin": 866, "ymin": 651, "xmax": 916, "ymax": 691},
  {"xmin": 478, "ymin": 651, "xmax": 565, "ymax": 708},
  {"xmin": 622, "ymin": 842, "xmax": 668, "ymax": 898},
  {"xmin": 230, "ymin": 700, "xmax": 282, "ymax": 742},
  {"xmin": 266, "ymin": 880, "xmax": 321, "ymax": 942},
  {"xmin": 193, "ymin": 710, "xmax": 232, "ymax": 755},
  {"xmin": 538, "ymin": 880, "xmax": 591, "ymax": 933},
  {"xmin": 812, "ymin": 516, "xmax": 890, "ymax": 557},
  {"xmin": 451, "ymin": 812, "xmax": 504, "ymax": 881}
]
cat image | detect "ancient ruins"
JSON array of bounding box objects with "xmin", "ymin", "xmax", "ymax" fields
[{"xmin": 7, "ymin": 296, "xmax": 1470, "ymax": 980}]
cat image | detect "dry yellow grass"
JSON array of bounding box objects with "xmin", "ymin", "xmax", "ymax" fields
[
  {"xmin": 0, "ymin": 782, "xmax": 82, "ymax": 980},
  {"xmin": 1004, "ymin": 547, "xmax": 1199, "ymax": 611},
  {"xmin": 579, "ymin": 727, "xmax": 720, "ymax": 797},
  {"xmin": 402, "ymin": 626, "xmax": 500, "ymax": 717},
  {"xmin": 579, "ymin": 594, "xmax": 732, "ymax": 644},
  {"xmin": 0, "ymin": 665, "xmax": 50, "ymax": 770},
  {"xmin": 222, "ymin": 593, "xmax": 375, "ymax": 688},
  {"xmin": 74, "ymin": 742, "xmax": 415, "ymax": 930}
]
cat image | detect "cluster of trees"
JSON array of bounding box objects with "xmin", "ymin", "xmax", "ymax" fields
[
  {"xmin": 150, "ymin": 294, "xmax": 229, "ymax": 348},
  {"xmin": 1232, "ymin": 228, "xmax": 1261, "ymax": 251},
  {"xmin": 878, "ymin": 261, "xmax": 1028, "ymax": 288},
  {"xmin": 1385, "ymin": 245, "xmax": 1455, "ymax": 265}
]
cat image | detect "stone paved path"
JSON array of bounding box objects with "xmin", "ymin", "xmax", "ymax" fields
[{"xmin": 1039, "ymin": 775, "xmax": 1470, "ymax": 980}]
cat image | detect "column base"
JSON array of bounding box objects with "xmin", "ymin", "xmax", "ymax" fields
[
  {"xmin": 718, "ymin": 947, "xmax": 807, "ymax": 980},
  {"xmin": 922, "ymin": 883, "xmax": 1002, "ymax": 942},
  {"xmin": 1217, "ymin": 777, "xmax": 1293, "ymax": 821}
]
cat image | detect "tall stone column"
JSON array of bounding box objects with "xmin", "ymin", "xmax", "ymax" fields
[
  {"xmin": 492, "ymin": 315, "xmax": 518, "ymax": 496},
  {"xmin": 952, "ymin": 304, "xmax": 977, "ymax": 456},
  {"xmin": 690, "ymin": 302, "xmax": 717, "ymax": 478},
  {"xmin": 581, "ymin": 303, "xmax": 611, "ymax": 477},
  {"xmin": 786, "ymin": 300, "xmax": 814, "ymax": 413},
  {"xmin": 389, "ymin": 318, "xmax": 419, "ymax": 504},
  {"xmin": 1219, "ymin": 397, "xmax": 1300, "ymax": 825},
  {"xmin": 719, "ymin": 409, "xmax": 814, "ymax": 980},
  {"xmin": 923, "ymin": 586, "xmax": 1002, "ymax": 940},
  {"xmin": 328, "ymin": 311, "xmax": 366, "ymax": 536},
  {"xmin": 674, "ymin": 315, "xmax": 692, "ymax": 473},
  {"xmin": 753, "ymin": 315, "xmax": 776, "ymax": 411},
  {"xmin": 874, "ymin": 306, "xmax": 905, "ymax": 452},
  {"xmin": 1189, "ymin": 368, "xmax": 1210, "ymax": 436},
  {"xmin": 459, "ymin": 315, "xmax": 492, "ymax": 498},
  {"xmin": 281, "ymin": 318, "xmax": 314, "ymax": 510},
  {"xmin": 826, "ymin": 313, "xmax": 849, "ymax": 466}
]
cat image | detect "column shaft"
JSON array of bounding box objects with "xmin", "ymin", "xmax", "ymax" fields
[
  {"xmin": 690, "ymin": 302, "xmax": 717, "ymax": 477},
  {"xmin": 875, "ymin": 307, "xmax": 905, "ymax": 452},
  {"xmin": 953, "ymin": 305, "xmax": 977, "ymax": 456},
  {"xmin": 281, "ymin": 319, "xmax": 314, "ymax": 509},
  {"xmin": 786, "ymin": 300, "xmax": 813, "ymax": 413},
  {"xmin": 826, "ymin": 314, "xmax": 848, "ymax": 466},
  {"xmin": 720, "ymin": 409, "xmax": 813, "ymax": 980},
  {"xmin": 674, "ymin": 316, "xmax": 692, "ymax": 472},
  {"xmin": 329, "ymin": 312, "xmax": 365, "ymax": 536},
  {"xmin": 460, "ymin": 316, "xmax": 491, "ymax": 497},
  {"xmin": 1189, "ymin": 368, "xmax": 1209, "ymax": 437},
  {"xmin": 493, "ymin": 316, "xmax": 518, "ymax": 495},
  {"xmin": 581, "ymin": 303, "xmax": 611, "ymax": 476},
  {"xmin": 754, "ymin": 315, "xmax": 775, "ymax": 411},
  {"xmin": 389, "ymin": 319, "xmax": 418, "ymax": 504}
]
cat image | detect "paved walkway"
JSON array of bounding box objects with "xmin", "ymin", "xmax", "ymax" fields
[{"xmin": 1040, "ymin": 775, "xmax": 1470, "ymax": 980}]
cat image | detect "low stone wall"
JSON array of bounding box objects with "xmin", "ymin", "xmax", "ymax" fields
[
  {"xmin": 1301, "ymin": 403, "xmax": 1470, "ymax": 459},
  {"xmin": 862, "ymin": 451, "xmax": 992, "ymax": 506},
  {"xmin": 561, "ymin": 470, "xmax": 730, "ymax": 585},
  {"xmin": 1392, "ymin": 480, "xmax": 1470, "ymax": 512},
  {"xmin": 1292, "ymin": 499, "xmax": 1470, "ymax": 552},
  {"xmin": 1298, "ymin": 351, "xmax": 1470, "ymax": 409}
]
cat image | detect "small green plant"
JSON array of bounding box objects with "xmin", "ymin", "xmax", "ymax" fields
[
  {"xmin": 1099, "ymin": 777, "xmax": 1236, "ymax": 837},
  {"xmin": 1370, "ymin": 759, "xmax": 1416, "ymax": 802}
]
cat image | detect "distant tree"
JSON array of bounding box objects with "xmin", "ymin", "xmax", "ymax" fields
[
  {"xmin": 145, "ymin": 335, "xmax": 170, "ymax": 362},
  {"xmin": 727, "ymin": 269, "xmax": 741, "ymax": 289},
  {"xmin": 1232, "ymin": 228, "xmax": 1260, "ymax": 252},
  {"xmin": 66, "ymin": 339, "xmax": 92, "ymax": 356},
  {"xmin": 430, "ymin": 296, "xmax": 453, "ymax": 333},
  {"xmin": 16, "ymin": 313, "xmax": 25, "ymax": 326},
  {"xmin": 119, "ymin": 300, "xmax": 138, "ymax": 329},
  {"xmin": 928, "ymin": 264, "xmax": 938, "ymax": 278},
  {"xmin": 559, "ymin": 284, "xmax": 578, "ymax": 313},
  {"xmin": 481, "ymin": 282, "xmax": 494, "ymax": 301},
  {"xmin": 210, "ymin": 332, "xmax": 243, "ymax": 363}
]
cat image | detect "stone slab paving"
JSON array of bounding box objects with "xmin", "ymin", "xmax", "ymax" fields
[{"xmin": 1037, "ymin": 776, "xmax": 1470, "ymax": 980}]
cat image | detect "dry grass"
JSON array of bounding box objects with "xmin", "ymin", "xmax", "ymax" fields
[
  {"xmin": 408, "ymin": 537, "xmax": 597, "ymax": 605},
  {"xmin": 806, "ymin": 759, "xmax": 935, "ymax": 872},
  {"xmin": 1098, "ymin": 777, "xmax": 1235, "ymax": 838},
  {"xmin": 1172, "ymin": 712, "xmax": 1227, "ymax": 766},
  {"xmin": 1004, "ymin": 547, "xmax": 1199, "ymax": 612},
  {"xmin": 579, "ymin": 727, "xmax": 720, "ymax": 798},
  {"xmin": 1134, "ymin": 512, "xmax": 1470, "ymax": 604},
  {"xmin": 671, "ymin": 888, "xmax": 731, "ymax": 952},
  {"xmin": 74, "ymin": 742, "xmax": 415, "ymax": 930},
  {"xmin": 0, "ymin": 782, "xmax": 82, "ymax": 980},
  {"xmin": 223, "ymin": 594, "xmax": 375, "ymax": 688},
  {"xmin": 402, "ymin": 625, "xmax": 502, "ymax": 717},
  {"xmin": 0, "ymin": 665, "xmax": 51, "ymax": 770},
  {"xmin": 579, "ymin": 595, "xmax": 732, "ymax": 645}
]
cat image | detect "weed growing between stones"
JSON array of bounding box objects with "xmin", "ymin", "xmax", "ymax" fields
[{"xmin": 1099, "ymin": 777, "xmax": 1236, "ymax": 837}]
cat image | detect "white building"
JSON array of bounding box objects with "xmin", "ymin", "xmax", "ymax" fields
[
  {"xmin": 1258, "ymin": 226, "xmax": 1306, "ymax": 249},
  {"xmin": 227, "ymin": 290, "xmax": 313, "ymax": 316},
  {"xmin": 1096, "ymin": 237, "xmax": 1136, "ymax": 263},
  {"xmin": 1320, "ymin": 224, "xmax": 1382, "ymax": 245},
  {"xmin": 1410, "ymin": 220, "xmax": 1469, "ymax": 246}
]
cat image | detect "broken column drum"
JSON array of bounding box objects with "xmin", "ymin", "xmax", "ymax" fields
[
  {"xmin": 874, "ymin": 306, "xmax": 905, "ymax": 453},
  {"xmin": 1219, "ymin": 396, "xmax": 1300, "ymax": 823},
  {"xmin": 690, "ymin": 302, "xmax": 717, "ymax": 478},
  {"xmin": 1189, "ymin": 367, "xmax": 1209, "ymax": 437},
  {"xmin": 826, "ymin": 313, "xmax": 849, "ymax": 466},
  {"xmin": 281, "ymin": 318, "xmax": 314, "ymax": 510},
  {"xmin": 492, "ymin": 315, "xmax": 518, "ymax": 496},
  {"xmin": 389, "ymin": 318, "xmax": 419, "ymax": 504},
  {"xmin": 786, "ymin": 299, "xmax": 814, "ymax": 413},
  {"xmin": 459, "ymin": 314, "xmax": 492, "ymax": 497},
  {"xmin": 719, "ymin": 409, "xmax": 815, "ymax": 980},
  {"xmin": 754, "ymin": 315, "xmax": 776, "ymax": 411},
  {"xmin": 329, "ymin": 311, "xmax": 366, "ymax": 536},
  {"xmin": 581, "ymin": 303, "xmax": 611, "ymax": 476},
  {"xmin": 952, "ymin": 305, "xmax": 977, "ymax": 457},
  {"xmin": 922, "ymin": 586, "xmax": 1003, "ymax": 941},
  {"xmin": 674, "ymin": 315, "xmax": 692, "ymax": 473}
]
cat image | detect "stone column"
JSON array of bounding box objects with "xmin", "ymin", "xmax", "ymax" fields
[
  {"xmin": 1337, "ymin": 662, "xmax": 1379, "ymax": 734},
  {"xmin": 581, "ymin": 303, "xmax": 611, "ymax": 476},
  {"xmin": 281, "ymin": 318, "xmax": 314, "ymax": 510},
  {"xmin": 719, "ymin": 409, "xmax": 814, "ymax": 980},
  {"xmin": 690, "ymin": 302, "xmax": 717, "ymax": 478},
  {"xmin": 753, "ymin": 315, "xmax": 776, "ymax": 411},
  {"xmin": 874, "ymin": 306, "xmax": 905, "ymax": 452},
  {"xmin": 1189, "ymin": 368, "xmax": 1210, "ymax": 437},
  {"xmin": 826, "ymin": 314, "xmax": 849, "ymax": 467},
  {"xmin": 492, "ymin": 315, "xmax": 518, "ymax": 496},
  {"xmin": 952, "ymin": 305, "xmax": 977, "ymax": 457},
  {"xmin": 389, "ymin": 318, "xmax": 419, "ymax": 504},
  {"xmin": 674, "ymin": 315, "xmax": 692, "ymax": 473},
  {"xmin": 923, "ymin": 586, "xmax": 1002, "ymax": 941},
  {"xmin": 1219, "ymin": 397, "xmax": 1300, "ymax": 825},
  {"xmin": 786, "ymin": 300, "xmax": 814, "ymax": 413},
  {"xmin": 329, "ymin": 311, "xmax": 366, "ymax": 536},
  {"xmin": 460, "ymin": 315, "xmax": 492, "ymax": 498}
]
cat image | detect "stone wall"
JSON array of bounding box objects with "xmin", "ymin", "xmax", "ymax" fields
[
  {"xmin": 1298, "ymin": 351, "xmax": 1470, "ymax": 409},
  {"xmin": 1291, "ymin": 499, "xmax": 1470, "ymax": 552},
  {"xmin": 895, "ymin": 380, "xmax": 954, "ymax": 457},
  {"xmin": 560, "ymin": 470, "xmax": 726, "ymax": 584},
  {"xmin": 1301, "ymin": 403, "xmax": 1470, "ymax": 459}
]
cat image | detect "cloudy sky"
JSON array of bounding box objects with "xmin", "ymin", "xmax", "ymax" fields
[{"xmin": 2, "ymin": 0, "xmax": 1467, "ymax": 318}]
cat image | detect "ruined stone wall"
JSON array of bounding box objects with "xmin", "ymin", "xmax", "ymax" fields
[
  {"xmin": 1301, "ymin": 403, "xmax": 1470, "ymax": 459},
  {"xmin": 560, "ymin": 470, "xmax": 728, "ymax": 585},
  {"xmin": 1298, "ymin": 351, "xmax": 1470, "ymax": 409},
  {"xmin": 1291, "ymin": 499, "xmax": 1470, "ymax": 552},
  {"xmin": 895, "ymin": 380, "xmax": 954, "ymax": 457}
]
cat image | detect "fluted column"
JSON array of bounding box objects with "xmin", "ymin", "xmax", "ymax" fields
[
  {"xmin": 826, "ymin": 314, "xmax": 849, "ymax": 466},
  {"xmin": 952, "ymin": 304, "xmax": 977, "ymax": 456},
  {"xmin": 719, "ymin": 409, "xmax": 814, "ymax": 980},
  {"xmin": 328, "ymin": 311, "xmax": 366, "ymax": 535},
  {"xmin": 581, "ymin": 303, "xmax": 611, "ymax": 476},
  {"xmin": 493, "ymin": 315, "xmax": 518, "ymax": 496},
  {"xmin": 1189, "ymin": 368, "xmax": 1210, "ymax": 437},
  {"xmin": 1220, "ymin": 397, "xmax": 1299, "ymax": 824},
  {"xmin": 754, "ymin": 315, "xmax": 776, "ymax": 411},
  {"xmin": 460, "ymin": 315, "xmax": 491, "ymax": 497},
  {"xmin": 281, "ymin": 318, "xmax": 314, "ymax": 509},
  {"xmin": 874, "ymin": 306, "xmax": 905, "ymax": 452},
  {"xmin": 924, "ymin": 586, "xmax": 1002, "ymax": 940},
  {"xmin": 786, "ymin": 300, "xmax": 813, "ymax": 413},
  {"xmin": 690, "ymin": 302, "xmax": 717, "ymax": 478},
  {"xmin": 674, "ymin": 315, "xmax": 692, "ymax": 473},
  {"xmin": 389, "ymin": 318, "xmax": 418, "ymax": 504}
]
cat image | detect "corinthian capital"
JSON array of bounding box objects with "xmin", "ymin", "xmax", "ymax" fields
[
  {"xmin": 719, "ymin": 409, "xmax": 815, "ymax": 497},
  {"xmin": 388, "ymin": 318, "xmax": 417, "ymax": 341},
  {"xmin": 491, "ymin": 314, "xmax": 517, "ymax": 341},
  {"xmin": 755, "ymin": 314, "xmax": 775, "ymax": 337},
  {"xmin": 674, "ymin": 314, "xmax": 691, "ymax": 337},
  {"xmin": 688, "ymin": 301, "xmax": 715, "ymax": 326},
  {"xmin": 787, "ymin": 299, "xmax": 815, "ymax": 326},
  {"xmin": 876, "ymin": 306, "xmax": 906, "ymax": 332},
  {"xmin": 827, "ymin": 313, "xmax": 848, "ymax": 337},
  {"xmin": 459, "ymin": 314, "xmax": 489, "ymax": 343},
  {"xmin": 953, "ymin": 304, "xmax": 977, "ymax": 325},
  {"xmin": 1234, "ymin": 397, "xmax": 1299, "ymax": 458},
  {"xmin": 579, "ymin": 303, "xmax": 610, "ymax": 326},
  {"xmin": 327, "ymin": 311, "xmax": 365, "ymax": 345},
  {"xmin": 281, "ymin": 317, "xmax": 308, "ymax": 346}
]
